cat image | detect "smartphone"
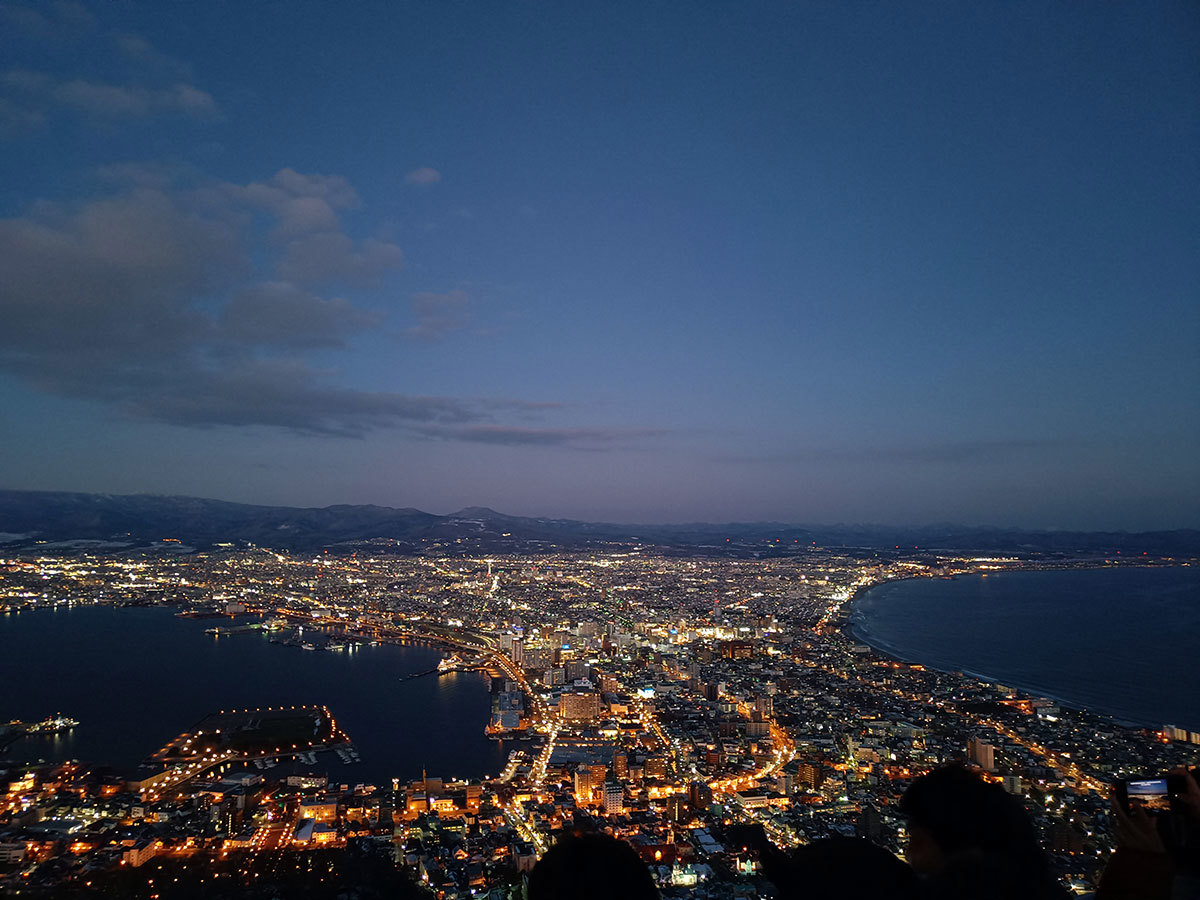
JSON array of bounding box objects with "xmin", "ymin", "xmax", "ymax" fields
[
  {"xmin": 1116, "ymin": 777, "xmax": 1173, "ymax": 814},
  {"xmin": 1115, "ymin": 770, "xmax": 1199, "ymax": 816}
]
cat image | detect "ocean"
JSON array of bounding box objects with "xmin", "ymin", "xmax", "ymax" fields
[
  {"xmin": 850, "ymin": 566, "xmax": 1200, "ymax": 730},
  {"xmin": 0, "ymin": 604, "xmax": 506, "ymax": 785}
]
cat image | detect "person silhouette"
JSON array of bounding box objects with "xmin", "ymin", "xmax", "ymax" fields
[
  {"xmin": 766, "ymin": 835, "xmax": 920, "ymax": 900},
  {"xmin": 900, "ymin": 764, "xmax": 1068, "ymax": 899},
  {"xmin": 527, "ymin": 832, "xmax": 659, "ymax": 900}
]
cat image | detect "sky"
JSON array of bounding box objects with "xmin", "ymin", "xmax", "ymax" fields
[{"xmin": 0, "ymin": 1, "xmax": 1197, "ymax": 530}]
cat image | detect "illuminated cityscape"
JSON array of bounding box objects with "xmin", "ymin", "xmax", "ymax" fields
[
  {"xmin": 1, "ymin": 544, "xmax": 1195, "ymax": 896},
  {"xmin": 0, "ymin": 0, "xmax": 1196, "ymax": 896}
]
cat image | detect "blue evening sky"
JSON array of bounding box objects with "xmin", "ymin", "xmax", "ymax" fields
[{"xmin": 0, "ymin": 1, "xmax": 1196, "ymax": 528}]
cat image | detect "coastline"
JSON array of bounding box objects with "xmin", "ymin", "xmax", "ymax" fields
[{"xmin": 840, "ymin": 564, "xmax": 1196, "ymax": 731}]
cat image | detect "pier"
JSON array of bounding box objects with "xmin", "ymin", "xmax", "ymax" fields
[
  {"xmin": 399, "ymin": 656, "xmax": 495, "ymax": 682},
  {"xmin": 0, "ymin": 714, "xmax": 79, "ymax": 749},
  {"xmin": 139, "ymin": 705, "xmax": 355, "ymax": 800},
  {"xmin": 204, "ymin": 623, "xmax": 264, "ymax": 635}
]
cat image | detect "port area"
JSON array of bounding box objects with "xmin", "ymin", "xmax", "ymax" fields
[
  {"xmin": 131, "ymin": 705, "xmax": 355, "ymax": 800},
  {"xmin": 153, "ymin": 705, "xmax": 349, "ymax": 765},
  {"xmin": 203, "ymin": 622, "xmax": 265, "ymax": 635},
  {"xmin": 0, "ymin": 714, "xmax": 79, "ymax": 749},
  {"xmin": 398, "ymin": 652, "xmax": 501, "ymax": 683},
  {"xmin": 129, "ymin": 710, "xmax": 360, "ymax": 801}
]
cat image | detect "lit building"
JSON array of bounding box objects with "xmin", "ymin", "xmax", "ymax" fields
[
  {"xmin": 719, "ymin": 640, "xmax": 753, "ymax": 660},
  {"xmin": 797, "ymin": 762, "xmax": 824, "ymax": 791},
  {"xmin": 968, "ymin": 736, "xmax": 995, "ymax": 771},
  {"xmin": 688, "ymin": 781, "xmax": 713, "ymax": 812},
  {"xmin": 612, "ymin": 750, "xmax": 629, "ymax": 779},
  {"xmin": 560, "ymin": 690, "xmax": 602, "ymax": 722},
  {"xmin": 602, "ymin": 777, "xmax": 624, "ymax": 815},
  {"xmin": 574, "ymin": 768, "xmax": 596, "ymax": 802}
]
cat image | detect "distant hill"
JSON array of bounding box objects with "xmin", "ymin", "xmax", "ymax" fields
[{"xmin": 0, "ymin": 489, "xmax": 1196, "ymax": 556}]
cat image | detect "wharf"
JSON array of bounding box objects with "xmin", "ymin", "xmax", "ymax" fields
[
  {"xmin": 0, "ymin": 714, "xmax": 79, "ymax": 749},
  {"xmin": 204, "ymin": 623, "xmax": 264, "ymax": 635}
]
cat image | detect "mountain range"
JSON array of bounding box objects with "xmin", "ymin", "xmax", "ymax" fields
[{"xmin": 0, "ymin": 489, "xmax": 1196, "ymax": 556}]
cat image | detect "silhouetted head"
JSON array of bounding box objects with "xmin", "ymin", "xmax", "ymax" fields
[
  {"xmin": 900, "ymin": 765, "xmax": 1062, "ymax": 898},
  {"xmin": 528, "ymin": 833, "xmax": 659, "ymax": 900},
  {"xmin": 767, "ymin": 836, "xmax": 920, "ymax": 900}
]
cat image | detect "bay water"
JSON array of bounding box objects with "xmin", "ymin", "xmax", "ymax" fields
[
  {"xmin": 0, "ymin": 605, "xmax": 506, "ymax": 785},
  {"xmin": 851, "ymin": 566, "xmax": 1200, "ymax": 730}
]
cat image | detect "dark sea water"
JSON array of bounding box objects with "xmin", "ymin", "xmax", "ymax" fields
[
  {"xmin": 851, "ymin": 566, "xmax": 1200, "ymax": 730},
  {"xmin": 0, "ymin": 605, "xmax": 506, "ymax": 785}
]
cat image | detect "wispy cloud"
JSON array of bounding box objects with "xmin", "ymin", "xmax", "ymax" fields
[
  {"xmin": 0, "ymin": 1, "xmax": 95, "ymax": 36},
  {"xmin": 112, "ymin": 32, "xmax": 194, "ymax": 80},
  {"xmin": 2, "ymin": 67, "xmax": 220, "ymax": 121},
  {"xmin": 720, "ymin": 439, "xmax": 1077, "ymax": 466},
  {"xmin": 0, "ymin": 24, "xmax": 219, "ymax": 127},
  {"xmin": 442, "ymin": 425, "xmax": 667, "ymax": 449},
  {"xmin": 405, "ymin": 166, "xmax": 442, "ymax": 186}
]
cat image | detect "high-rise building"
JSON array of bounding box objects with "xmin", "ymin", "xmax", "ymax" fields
[
  {"xmin": 644, "ymin": 756, "xmax": 667, "ymax": 780},
  {"xmin": 510, "ymin": 638, "xmax": 524, "ymax": 667},
  {"xmin": 968, "ymin": 736, "xmax": 995, "ymax": 771},
  {"xmin": 576, "ymin": 621, "xmax": 599, "ymax": 638},
  {"xmin": 574, "ymin": 768, "xmax": 596, "ymax": 801},
  {"xmin": 688, "ymin": 780, "xmax": 713, "ymax": 812},
  {"xmin": 665, "ymin": 794, "xmax": 689, "ymax": 823},
  {"xmin": 719, "ymin": 640, "xmax": 753, "ymax": 660},
  {"xmin": 797, "ymin": 762, "xmax": 825, "ymax": 791},
  {"xmin": 602, "ymin": 777, "xmax": 624, "ymax": 815},
  {"xmin": 612, "ymin": 750, "xmax": 629, "ymax": 780},
  {"xmin": 856, "ymin": 805, "xmax": 883, "ymax": 842},
  {"xmin": 560, "ymin": 690, "xmax": 602, "ymax": 722}
]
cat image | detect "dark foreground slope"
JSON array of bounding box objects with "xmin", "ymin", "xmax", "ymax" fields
[{"xmin": 0, "ymin": 489, "xmax": 1196, "ymax": 556}]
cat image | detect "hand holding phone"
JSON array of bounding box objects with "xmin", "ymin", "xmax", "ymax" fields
[{"xmin": 1115, "ymin": 777, "xmax": 1173, "ymax": 816}]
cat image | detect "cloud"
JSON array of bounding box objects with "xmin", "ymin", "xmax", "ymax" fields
[
  {"xmin": 0, "ymin": 0, "xmax": 93, "ymax": 35},
  {"xmin": 1, "ymin": 28, "xmax": 217, "ymax": 127},
  {"xmin": 100, "ymin": 358, "xmax": 479, "ymax": 437},
  {"xmin": 0, "ymin": 185, "xmax": 241, "ymax": 359},
  {"xmin": 405, "ymin": 166, "xmax": 442, "ymax": 186},
  {"xmin": 278, "ymin": 233, "xmax": 404, "ymax": 287},
  {"xmin": 2, "ymin": 68, "xmax": 221, "ymax": 120},
  {"xmin": 407, "ymin": 290, "xmax": 471, "ymax": 341},
  {"xmin": 444, "ymin": 425, "xmax": 666, "ymax": 448},
  {"xmin": 721, "ymin": 439, "xmax": 1075, "ymax": 466},
  {"xmin": 0, "ymin": 165, "xmax": 599, "ymax": 441},
  {"xmin": 0, "ymin": 168, "xmax": 417, "ymax": 435},
  {"xmin": 220, "ymin": 282, "xmax": 382, "ymax": 349},
  {"xmin": 113, "ymin": 32, "xmax": 194, "ymax": 80}
]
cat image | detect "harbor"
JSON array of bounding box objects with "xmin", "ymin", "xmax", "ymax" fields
[
  {"xmin": 0, "ymin": 603, "xmax": 506, "ymax": 786},
  {"xmin": 0, "ymin": 714, "xmax": 79, "ymax": 750}
]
